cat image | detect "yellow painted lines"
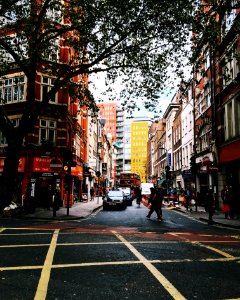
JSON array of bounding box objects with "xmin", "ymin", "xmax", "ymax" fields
[
  {"xmin": 34, "ymin": 229, "xmax": 59, "ymax": 300},
  {"xmin": 0, "ymin": 228, "xmax": 5, "ymax": 233},
  {"xmin": 0, "ymin": 227, "xmax": 54, "ymax": 231},
  {"xmin": 0, "ymin": 233, "xmax": 53, "ymax": 236},
  {"xmin": 0, "ymin": 243, "xmax": 50, "ymax": 248},
  {"xmin": 112, "ymin": 230, "xmax": 187, "ymax": 300},
  {"xmin": 1, "ymin": 256, "xmax": 240, "ymax": 272},
  {"xmin": 192, "ymin": 242, "xmax": 235, "ymax": 259},
  {"xmin": 0, "ymin": 265, "xmax": 44, "ymax": 271}
]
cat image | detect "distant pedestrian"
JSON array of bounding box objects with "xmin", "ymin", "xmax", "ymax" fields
[
  {"xmin": 52, "ymin": 188, "xmax": 61, "ymax": 217},
  {"xmin": 221, "ymin": 185, "xmax": 230, "ymax": 219},
  {"xmin": 146, "ymin": 187, "xmax": 162, "ymax": 221},
  {"xmin": 184, "ymin": 186, "xmax": 192, "ymax": 211},
  {"xmin": 134, "ymin": 186, "xmax": 142, "ymax": 207},
  {"xmin": 90, "ymin": 187, "xmax": 94, "ymax": 201},
  {"xmin": 23, "ymin": 185, "xmax": 35, "ymax": 214},
  {"xmin": 205, "ymin": 188, "xmax": 215, "ymax": 225}
]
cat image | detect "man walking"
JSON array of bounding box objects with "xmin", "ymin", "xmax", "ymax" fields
[
  {"xmin": 146, "ymin": 187, "xmax": 162, "ymax": 221},
  {"xmin": 134, "ymin": 186, "xmax": 142, "ymax": 207}
]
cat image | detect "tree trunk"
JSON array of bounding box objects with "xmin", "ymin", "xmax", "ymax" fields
[{"xmin": 0, "ymin": 140, "xmax": 22, "ymax": 210}]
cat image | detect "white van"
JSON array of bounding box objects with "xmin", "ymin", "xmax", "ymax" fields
[{"xmin": 141, "ymin": 183, "xmax": 154, "ymax": 202}]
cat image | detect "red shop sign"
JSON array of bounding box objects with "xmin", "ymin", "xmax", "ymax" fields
[{"xmin": 33, "ymin": 157, "xmax": 52, "ymax": 172}]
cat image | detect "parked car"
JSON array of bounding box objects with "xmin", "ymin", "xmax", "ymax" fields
[
  {"xmin": 121, "ymin": 187, "xmax": 133, "ymax": 206},
  {"xmin": 102, "ymin": 190, "xmax": 127, "ymax": 210}
]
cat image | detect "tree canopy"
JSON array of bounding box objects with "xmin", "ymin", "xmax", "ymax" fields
[
  {"xmin": 0, "ymin": 0, "xmax": 198, "ymax": 114},
  {"xmin": 0, "ymin": 0, "xmax": 239, "ymax": 205}
]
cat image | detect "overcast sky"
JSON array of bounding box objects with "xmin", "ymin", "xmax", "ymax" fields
[{"xmin": 90, "ymin": 73, "xmax": 176, "ymax": 120}]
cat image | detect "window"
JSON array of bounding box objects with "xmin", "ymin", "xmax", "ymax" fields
[
  {"xmin": 39, "ymin": 119, "xmax": 56, "ymax": 144},
  {"xmin": 195, "ymin": 93, "xmax": 204, "ymax": 116},
  {"xmin": 0, "ymin": 76, "xmax": 25, "ymax": 103},
  {"xmin": 204, "ymin": 49, "xmax": 210, "ymax": 71},
  {"xmin": 221, "ymin": 1, "xmax": 237, "ymax": 37},
  {"xmin": 197, "ymin": 124, "xmax": 211, "ymax": 151},
  {"xmin": 221, "ymin": 41, "xmax": 239, "ymax": 87},
  {"xmin": 42, "ymin": 77, "xmax": 57, "ymax": 103},
  {"xmin": 189, "ymin": 111, "xmax": 192, "ymax": 131},
  {"xmin": 204, "ymin": 84, "xmax": 211, "ymax": 109},
  {"xmin": 42, "ymin": 37, "xmax": 60, "ymax": 62},
  {"xmin": 224, "ymin": 96, "xmax": 240, "ymax": 140}
]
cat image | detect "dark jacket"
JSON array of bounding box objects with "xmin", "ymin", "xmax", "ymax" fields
[{"xmin": 149, "ymin": 188, "xmax": 162, "ymax": 207}]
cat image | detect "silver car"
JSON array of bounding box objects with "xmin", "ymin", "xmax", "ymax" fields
[
  {"xmin": 103, "ymin": 190, "xmax": 127, "ymax": 210},
  {"xmin": 120, "ymin": 187, "xmax": 133, "ymax": 206}
]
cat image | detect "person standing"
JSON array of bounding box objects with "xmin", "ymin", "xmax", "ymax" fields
[
  {"xmin": 184, "ymin": 186, "xmax": 192, "ymax": 211},
  {"xmin": 221, "ymin": 185, "xmax": 230, "ymax": 219},
  {"xmin": 146, "ymin": 187, "xmax": 162, "ymax": 221},
  {"xmin": 205, "ymin": 188, "xmax": 215, "ymax": 225},
  {"xmin": 52, "ymin": 187, "xmax": 61, "ymax": 217},
  {"xmin": 90, "ymin": 187, "xmax": 95, "ymax": 201}
]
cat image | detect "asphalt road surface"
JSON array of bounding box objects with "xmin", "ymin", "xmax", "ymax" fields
[{"xmin": 0, "ymin": 202, "xmax": 240, "ymax": 300}]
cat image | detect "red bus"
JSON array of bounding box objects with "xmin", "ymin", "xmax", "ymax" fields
[{"xmin": 119, "ymin": 172, "xmax": 141, "ymax": 188}]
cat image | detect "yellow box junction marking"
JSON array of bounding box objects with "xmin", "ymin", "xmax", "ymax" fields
[
  {"xmin": 34, "ymin": 229, "xmax": 59, "ymax": 300},
  {"xmin": 112, "ymin": 230, "xmax": 187, "ymax": 300}
]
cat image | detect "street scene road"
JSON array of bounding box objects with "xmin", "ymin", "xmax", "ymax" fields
[{"xmin": 0, "ymin": 200, "xmax": 240, "ymax": 300}]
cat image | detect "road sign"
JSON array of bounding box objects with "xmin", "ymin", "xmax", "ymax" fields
[{"xmin": 50, "ymin": 158, "xmax": 62, "ymax": 172}]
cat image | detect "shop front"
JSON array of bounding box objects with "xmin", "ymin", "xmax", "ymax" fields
[{"xmin": 22, "ymin": 156, "xmax": 83, "ymax": 208}]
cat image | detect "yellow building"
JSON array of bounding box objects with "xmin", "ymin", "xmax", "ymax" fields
[{"xmin": 131, "ymin": 121, "xmax": 149, "ymax": 183}]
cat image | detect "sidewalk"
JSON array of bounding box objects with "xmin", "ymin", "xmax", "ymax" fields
[
  {"xmin": 14, "ymin": 196, "xmax": 103, "ymax": 221},
  {"xmin": 174, "ymin": 204, "xmax": 240, "ymax": 229}
]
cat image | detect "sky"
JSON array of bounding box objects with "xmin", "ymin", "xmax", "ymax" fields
[
  {"xmin": 89, "ymin": 73, "xmax": 176, "ymax": 120},
  {"xmin": 130, "ymin": 90, "xmax": 175, "ymax": 119}
]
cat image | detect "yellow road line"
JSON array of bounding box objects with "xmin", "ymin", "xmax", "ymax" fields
[
  {"xmin": 1, "ymin": 256, "xmax": 239, "ymax": 272},
  {"xmin": 0, "ymin": 228, "xmax": 5, "ymax": 233},
  {"xmin": 34, "ymin": 230, "xmax": 59, "ymax": 300},
  {"xmin": 0, "ymin": 233, "xmax": 52, "ymax": 236},
  {"xmin": 112, "ymin": 230, "xmax": 187, "ymax": 300},
  {"xmin": 1, "ymin": 227, "xmax": 56, "ymax": 231},
  {"xmin": 0, "ymin": 240, "xmax": 238, "ymax": 249},
  {"xmin": 0, "ymin": 244, "xmax": 51, "ymax": 248},
  {"xmin": 192, "ymin": 242, "xmax": 235, "ymax": 258}
]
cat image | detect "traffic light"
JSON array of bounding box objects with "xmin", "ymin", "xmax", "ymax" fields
[
  {"xmin": 190, "ymin": 156, "xmax": 197, "ymax": 174},
  {"xmin": 62, "ymin": 160, "xmax": 70, "ymax": 172},
  {"xmin": 62, "ymin": 148, "xmax": 76, "ymax": 173}
]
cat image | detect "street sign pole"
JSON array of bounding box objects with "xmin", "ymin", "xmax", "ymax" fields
[{"xmin": 67, "ymin": 166, "xmax": 71, "ymax": 216}]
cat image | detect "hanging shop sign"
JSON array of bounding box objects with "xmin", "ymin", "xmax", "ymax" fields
[{"xmin": 71, "ymin": 165, "xmax": 83, "ymax": 177}]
